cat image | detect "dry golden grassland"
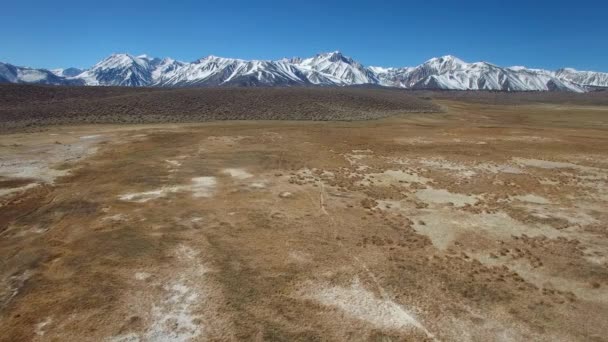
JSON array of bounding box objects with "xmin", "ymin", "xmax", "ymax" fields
[{"xmin": 0, "ymin": 93, "xmax": 607, "ymax": 341}]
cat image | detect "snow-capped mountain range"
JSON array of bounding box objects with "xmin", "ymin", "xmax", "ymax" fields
[{"xmin": 2, "ymin": 52, "xmax": 607, "ymax": 92}]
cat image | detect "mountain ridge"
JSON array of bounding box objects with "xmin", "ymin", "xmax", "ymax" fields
[{"xmin": 2, "ymin": 52, "xmax": 607, "ymax": 92}]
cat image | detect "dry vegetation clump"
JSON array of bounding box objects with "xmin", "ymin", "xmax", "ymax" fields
[
  {"xmin": 411, "ymin": 89, "xmax": 608, "ymax": 106},
  {"xmin": 0, "ymin": 85, "xmax": 440, "ymax": 131}
]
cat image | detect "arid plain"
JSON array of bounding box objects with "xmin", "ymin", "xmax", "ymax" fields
[{"xmin": 1, "ymin": 91, "xmax": 608, "ymax": 341}]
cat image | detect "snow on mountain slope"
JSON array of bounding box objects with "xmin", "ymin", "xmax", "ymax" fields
[
  {"xmin": 51, "ymin": 67, "xmax": 84, "ymax": 78},
  {"xmin": 150, "ymin": 58, "xmax": 187, "ymax": 84},
  {"xmin": 73, "ymin": 53, "xmax": 160, "ymax": 86},
  {"xmin": 508, "ymin": 67, "xmax": 585, "ymax": 92},
  {"xmin": 156, "ymin": 56, "xmax": 308, "ymax": 86},
  {"xmin": 555, "ymin": 68, "xmax": 608, "ymax": 88},
  {"xmin": 0, "ymin": 62, "xmax": 83, "ymax": 85},
  {"xmin": 372, "ymin": 67, "xmax": 414, "ymax": 87},
  {"xmin": 375, "ymin": 56, "xmax": 585, "ymax": 92},
  {"xmin": 220, "ymin": 59, "xmax": 307, "ymax": 86},
  {"xmin": 296, "ymin": 51, "xmax": 378, "ymax": 85},
  {"xmin": 2, "ymin": 52, "xmax": 607, "ymax": 91},
  {"xmin": 0, "ymin": 63, "xmax": 21, "ymax": 83}
]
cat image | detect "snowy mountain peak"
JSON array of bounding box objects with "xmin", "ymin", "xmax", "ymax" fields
[
  {"xmin": 73, "ymin": 53, "xmax": 157, "ymax": 86},
  {"xmin": 95, "ymin": 53, "xmax": 141, "ymax": 68},
  {"xmin": 432, "ymin": 55, "xmax": 464, "ymax": 63},
  {"xmin": 315, "ymin": 51, "xmax": 353, "ymax": 63},
  {"xmin": 159, "ymin": 57, "xmax": 180, "ymax": 65},
  {"xmin": 2, "ymin": 51, "xmax": 607, "ymax": 91},
  {"xmin": 294, "ymin": 51, "xmax": 376, "ymax": 85},
  {"xmin": 555, "ymin": 67, "xmax": 608, "ymax": 88},
  {"xmin": 319, "ymin": 50, "xmax": 342, "ymax": 57},
  {"xmin": 279, "ymin": 57, "xmax": 303, "ymax": 64},
  {"xmin": 424, "ymin": 55, "xmax": 467, "ymax": 69},
  {"xmin": 196, "ymin": 55, "xmax": 242, "ymax": 63},
  {"xmin": 368, "ymin": 66, "xmax": 394, "ymax": 74}
]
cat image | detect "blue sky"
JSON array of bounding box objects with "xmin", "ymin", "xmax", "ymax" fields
[{"xmin": 2, "ymin": 0, "xmax": 607, "ymax": 71}]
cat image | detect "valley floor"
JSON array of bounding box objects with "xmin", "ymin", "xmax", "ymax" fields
[{"xmin": 1, "ymin": 101, "xmax": 607, "ymax": 341}]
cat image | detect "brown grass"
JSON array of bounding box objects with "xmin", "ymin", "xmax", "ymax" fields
[{"xmin": 0, "ymin": 96, "xmax": 607, "ymax": 341}]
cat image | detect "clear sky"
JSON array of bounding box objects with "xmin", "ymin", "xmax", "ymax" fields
[{"xmin": 1, "ymin": 0, "xmax": 607, "ymax": 71}]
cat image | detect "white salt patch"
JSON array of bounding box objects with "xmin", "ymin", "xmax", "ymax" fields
[
  {"xmin": 320, "ymin": 170, "xmax": 335, "ymax": 178},
  {"xmin": 279, "ymin": 191, "xmax": 293, "ymax": 198},
  {"xmin": 503, "ymin": 136, "xmax": 557, "ymax": 142},
  {"xmin": 1, "ymin": 134, "xmax": 106, "ymax": 185},
  {"xmin": 135, "ymin": 272, "xmax": 152, "ymax": 281},
  {"xmin": 165, "ymin": 160, "xmax": 182, "ymax": 167},
  {"xmin": 249, "ymin": 182, "xmax": 266, "ymax": 189},
  {"xmin": 288, "ymin": 251, "xmax": 311, "ymax": 264},
  {"xmin": 415, "ymin": 188, "xmax": 478, "ymax": 207},
  {"xmin": 108, "ymin": 333, "xmax": 140, "ymax": 342},
  {"xmin": 189, "ymin": 177, "xmax": 216, "ymax": 198},
  {"xmin": 0, "ymin": 182, "xmax": 39, "ymax": 197},
  {"xmin": 522, "ymin": 204, "xmax": 598, "ymax": 226},
  {"xmin": 413, "ymin": 210, "xmax": 566, "ymax": 250},
  {"xmin": 514, "ymin": 158, "xmax": 582, "ymax": 170},
  {"xmin": 420, "ymin": 158, "xmax": 524, "ymax": 176},
  {"xmin": 13, "ymin": 225, "xmax": 48, "ymax": 237},
  {"xmin": 145, "ymin": 282, "xmax": 202, "ymax": 342},
  {"xmin": 176, "ymin": 245, "xmax": 200, "ymax": 260},
  {"xmin": 584, "ymin": 253, "xmax": 608, "ymax": 266},
  {"xmin": 395, "ymin": 137, "xmax": 432, "ymax": 144},
  {"xmin": 513, "ymin": 194, "xmax": 551, "ymax": 204},
  {"xmin": 34, "ymin": 317, "xmax": 52, "ymax": 336},
  {"xmin": 119, "ymin": 189, "xmax": 168, "ymax": 203},
  {"xmin": 113, "ymin": 245, "xmax": 210, "ymax": 342},
  {"xmin": 420, "ymin": 159, "xmax": 469, "ymax": 172},
  {"xmin": 79, "ymin": 134, "xmax": 103, "ymax": 140},
  {"xmin": 478, "ymin": 163, "xmax": 524, "ymax": 174},
  {"xmin": 118, "ymin": 177, "xmax": 216, "ymax": 202},
  {"xmin": 102, "ymin": 213, "xmax": 128, "ymax": 221},
  {"xmin": 222, "ymin": 168, "xmax": 253, "ymax": 180},
  {"xmin": 136, "ymin": 246, "xmax": 208, "ymax": 341},
  {"xmin": 206, "ymin": 135, "xmax": 247, "ymax": 144},
  {"xmin": 459, "ymin": 170, "xmax": 477, "ymax": 178},
  {"xmin": 303, "ymin": 279, "xmax": 432, "ymax": 336},
  {"xmin": 4, "ymin": 165, "xmax": 69, "ymax": 185},
  {"xmin": 344, "ymin": 153, "xmax": 368, "ymax": 166}
]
